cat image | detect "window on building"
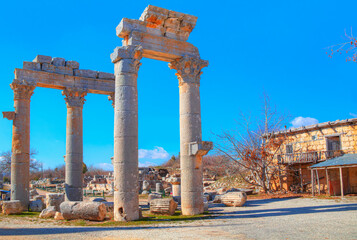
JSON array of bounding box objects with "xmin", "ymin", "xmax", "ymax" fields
[
  {"xmin": 286, "ymin": 144, "xmax": 293, "ymax": 154},
  {"xmin": 326, "ymin": 136, "xmax": 341, "ymax": 151}
]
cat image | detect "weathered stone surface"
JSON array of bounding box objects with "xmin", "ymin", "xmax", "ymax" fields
[
  {"xmin": 150, "ymin": 198, "xmax": 177, "ymax": 215},
  {"xmin": 55, "ymin": 66, "xmax": 73, "ymax": 75},
  {"xmin": 2, "ymin": 200, "xmax": 22, "ymax": 215},
  {"xmin": 23, "ymin": 62, "xmax": 41, "ymax": 71},
  {"xmin": 221, "ymin": 192, "xmax": 247, "ymax": 207},
  {"xmin": 203, "ymin": 196, "xmax": 208, "ymax": 211},
  {"xmin": 98, "ymin": 72, "xmax": 115, "ymax": 80},
  {"xmin": 46, "ymin": 193, "xmax": 64, "ymax": 211},
  {"xmin": 65, "ymin": 60, "xmax": 80, "ymax": 69},
  {"xmin": 33, "ymin": 55, "xmax": 52, "ymax": 63},
  {"xmin": 74, "ymin": 69, "xmax": 98, "ymax": 78},
  {"xmin": 212, "ymin": 195, "xmax": 222, "ymax": 203},
  {"xmin": 29, "ymin": 189, "xmax": 39, "ymax": 198},
  {"xmin": 156, "ymin": 183, "xmax": 163, "ymax": 193},
  {"xmin": 60, "ymin": 201, "xmax": 107, "ymax": 221},
  {"xmin": 148, "ymin": 193, "xmax": 162, "ymax": 203},
  {"xmin": 29, "ymin": 199, "xmax": 44, "ymax": 212},
  {"xmin": 41, "ymin": 63, "xmax": 56, "ymax": 73},
  {"xmin": 2, "ymin": 111, "xmax": 15, "ymax": 120},
  {"xmin": 39, "ymin": 206, "xmax": 56, "ymax": 218},
  {"xmin": 52, "ymin": 57, "xmax": 65, "ymax": 66},
  {"xmin": 54, "ymin": 211, "xmax": 64, "ymax": 220}
]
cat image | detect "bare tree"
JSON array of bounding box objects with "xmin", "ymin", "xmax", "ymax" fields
[
  {"xmin": 327, "ymin": 28, "xmax": 357, "ymax": 62},
  {"xmin": 214, "ymin": 94, "xmax": 288, "ymax": 193},
  {"xmin": 0, "ymin": 148, "xmax": 41, "ymax": 173}
]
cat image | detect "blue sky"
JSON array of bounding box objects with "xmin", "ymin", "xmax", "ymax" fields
[{"xmin": 0, "ymin": 0, "xmax": 356, "ymax": 170}]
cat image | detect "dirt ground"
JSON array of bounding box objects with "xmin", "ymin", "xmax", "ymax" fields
[{"xmin": 0, "ymin": 196, "xmax": 356, "ymax": 240}]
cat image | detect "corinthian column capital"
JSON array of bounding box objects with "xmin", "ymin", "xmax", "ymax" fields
[
  {"xmin": 169, "ymin": 55, "xmax": 208, "ymax": 86},
  {"xmin": 62, "ymin": 88, "xmax": 87, "ymax": 108},
  {"xmin": 10, "ymin": 79, "xmax": 36, "ymax": 100},
  {"xmin": 110, "ymin": 45, "xmax": 143, "ymax": 73}
]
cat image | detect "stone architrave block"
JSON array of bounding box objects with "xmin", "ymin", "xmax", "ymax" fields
[
  {"xmin": 23, "ymin": 62, "xmax": 41, "ymax": 71},
  {"xmin": 60, "ymin": 201, "xmax": 107, "ymax": 221},
  {"xmin": 2, "ymin": 200, "xmax": 22, "ymax": 215},
  {"xmin": 33, "ymin": 55, "xmax": 52, "ymax": 64},
  {"xmin": 51, "ymin": 57, "xmax": 66, "ymax": 66},
  {"xmin": 65, "ymin": 61, "xmax": 80, "ymax": 69},
  {"xmin": 74, "ymin": 69, "xmax": 98, "ymax": 78},
  {"xmin": 41, "ymin": 63, "xmax": 56, "ymax": 73},
  {"xmin": 98, "ymin": 72, "xmax": 115, "ymax": 80},
  {"xmin": 46, "ymin": 193, "xmax": 64, "ymax": 211},
  {"xmin": 150, "ymin": 198, "xmax": 177, "ymax": 215},
  {"xmin": 221, "ymin": 192, "xmax": 247, "ymax": 207},
  {"xmin": 55, "ymin": 66, "xmax": 73, "ymax": 75},
  {"xmin": 139, "ymin": 5, "xmax": 169, "ymax": 27}
]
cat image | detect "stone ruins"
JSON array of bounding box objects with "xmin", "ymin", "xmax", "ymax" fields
[{"xmin": 2, "ymin": 5, "xmax": 212, "ymax": 221}]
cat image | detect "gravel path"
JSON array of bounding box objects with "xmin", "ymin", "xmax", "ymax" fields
[{"xmin": 0, "ymin": 197, "xmax": 356, "ymax": 240}]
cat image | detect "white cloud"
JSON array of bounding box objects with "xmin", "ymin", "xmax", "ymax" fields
[
  {"xmin": 291, "ymin": 116, "xmax": 319, "ymax": 128},
  {"xmin": 139, "ymin": 147, "xmax": 169, "ymax": 160},
  {"xmin": 350, "ymin": 113, "xmax": 357, "ymax": 118},
  {"xmin": 94, "ymin": 163, "xmax": 113, "ymax": 171}
]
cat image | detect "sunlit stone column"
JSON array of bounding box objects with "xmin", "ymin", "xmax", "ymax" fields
[
  {"xmin": 9, "ymin": 80, "xmax": 36, "ymax": 209},
  {"xmin": 110, "ymin": 45, "xmax": 143, "ymax": 221},
  {"xmin": 169, "ymin": 56, "xmax": 211, "ymax": 215},
  {"xmin": 62, "ymin": 88, "xmax": 87, "ymax": 201}
]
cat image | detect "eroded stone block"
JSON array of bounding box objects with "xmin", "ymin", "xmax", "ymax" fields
[
  {"xmin": 60, "ymin": 201, "xmax": 107, "ymax": 221},
  {"xmin": 66, "ymin": 61, "xmax": 80, "ymax": 69},
  {"xmin": 42, "ymin": 63, "xmax": 56, "ymax": 73},
  {"xmin": 98, "ymin": 72, "xmax": 115, "ymax": 80},
  {"xmin": 140, "ymin": 5, "xmax": 169, "ymax": 27},
  {"xmin": 52, "ymin": 57, "xmax": 66, "ymax": 66},
  {"xmin": 150, "ymin": 198, "xmax": 177, "ymax": 215},
  {"xmin": 74, "ymin": 69, "xmax": 98, "ymax": 78},
  {"xmin": 23, "ymin": 62, "xmax": 41, "ymax": 71},
  {"xmin": 33, "ymin": 55, "xmax": 52, "ymax": 64},
  {"xmin": 2, "ymin": 200, "xmax": 22, "ymax": 215},
  {"xmin": 55, "ymin": 66, "xmax": 73, "ymax": 75}
]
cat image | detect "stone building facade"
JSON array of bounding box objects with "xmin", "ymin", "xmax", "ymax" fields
[{"xmin": 271, "ymin": 118, "xmax": 357, "ymax": 195}]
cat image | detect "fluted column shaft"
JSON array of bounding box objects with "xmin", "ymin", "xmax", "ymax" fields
[
  {"xmin": 169, "ymin": 56, "xmax": 208, "ymax": 215},
  {"xmin": 111, "ymin": 45, "xmax": 142, "ymax": 221},
  {"xmin": 62, "ymin": 88, "xmax": 87, "ymax": 201},
  {"xmin": 10, "ymin": 80, "xmax": 35, "ymax": 209}
]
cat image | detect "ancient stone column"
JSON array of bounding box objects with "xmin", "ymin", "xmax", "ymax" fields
[
  {"xmin": 62, "ymin": 88, "xmax": 87, "ymax": 201},
  {"xmin": 9, "ymin": 80, "xmax": 36, "ymax": 209},
  {"xmin": 110, "ymin": 45, "xmax": 143, "ymax": 221},
  {"xmin": 169, "ymin": 56, "xmax": 209, "ymax": 215}
]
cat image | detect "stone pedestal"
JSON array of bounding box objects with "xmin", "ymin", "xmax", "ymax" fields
[
  {"xmin": 169, "ymin": 56, "xmax": 209, "ymax": 215},
  {"xmin": 172, "ymin": 183, "xmax": 181, "ymax": 197},
  {"xmin": 62, "ymin": 88, "xmax": 87, "ymax": 201},
  {"xmin": 9, "ymin": 80, "xmax": 35, "ymax": 209},
  {"xmin": 110, "ymin": 45, "xmax": 143, "ymax": 221}
]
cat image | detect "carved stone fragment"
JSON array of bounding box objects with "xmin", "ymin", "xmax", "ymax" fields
[
  {"xmin": 221, "ymin": 192, "xmax": 247, "ymax": 207},
  {"xmin": 60, "ymin": 201, "xmax": 107, "ymax": 221},
  {"xmin": 150, "ymin": 198, "xmax": 177, "ymax": 215}
]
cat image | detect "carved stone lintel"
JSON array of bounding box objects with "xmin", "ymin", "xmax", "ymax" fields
[
  {"xmin": 62, "ymin": 88, "xmax": 87, "ymax": 108},
  {"xmin": 108, "ymin": 93, "xmax": 115, "ymax": 108},
  {"xmin": 10, "ymin": 79, "xmax": 36, "ymax": 100},
  {"xmin": 169, "ymin": 55, "xmax": 208, "ymax": 86},
  {"xmin": 2, "ymin": 111, "xmax": 16, "ymax": 121},
  {"xmin": 110, "ymin": 45, "xmax": 143, "ymax": 70}
]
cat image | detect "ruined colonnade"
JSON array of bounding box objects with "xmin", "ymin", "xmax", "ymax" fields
[{"xmin": 3, "ymin": 5, "xmax": 212, "ymax": 219}]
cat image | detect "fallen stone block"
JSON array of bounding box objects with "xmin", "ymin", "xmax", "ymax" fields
[
  {"xmin": 60, "ymin": 201, "xmax": 107, "ymax": 221},
  {"xmin": 148, "ymin": 193, "xmax": 162, "ymax": 204},
  {"xmin": 39, "ymin": 206, "xmax": 56, "ymax": 218},
  {"xmin": 29, "ymin": 199, "xmax": 44, "ymax": 212},
  {"xmin": 54, "ymin": 211, "xmax": 64, "ymax": 220},
  {"xmin": 2, "ymin": 200, "xmax": 22, "ymax": 215},
  {"xmin": 23, "ymin": 62, "xmax": 41, "ymax": 71},
  {"xmin": 65, "ymin": 60, "xmax": 80, "ymax": 69},
  {"xmin": 51, "ymin": 57, "xmax": 65, "ymax": 66},
  {"xmin": 29, "ymin": 189, "xmax": 39, "ymax": 198},
  {"xmin": 221, "ymin": 192, "xmax": 247, "ymax": 207},
  {"xmin": 33, "ymin": 55, "xmax": 52, "ymax": 63},
  {"xmin": 212, "ymin": 195, "xmax": 222, "ymax": 203},
  {"xmin": 150, "ymin": 198, "xmax": 177, "ymax": 215},
  {"xmin": 46, "ymin": 193, "xmax": 64, "ymax": 211}
]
